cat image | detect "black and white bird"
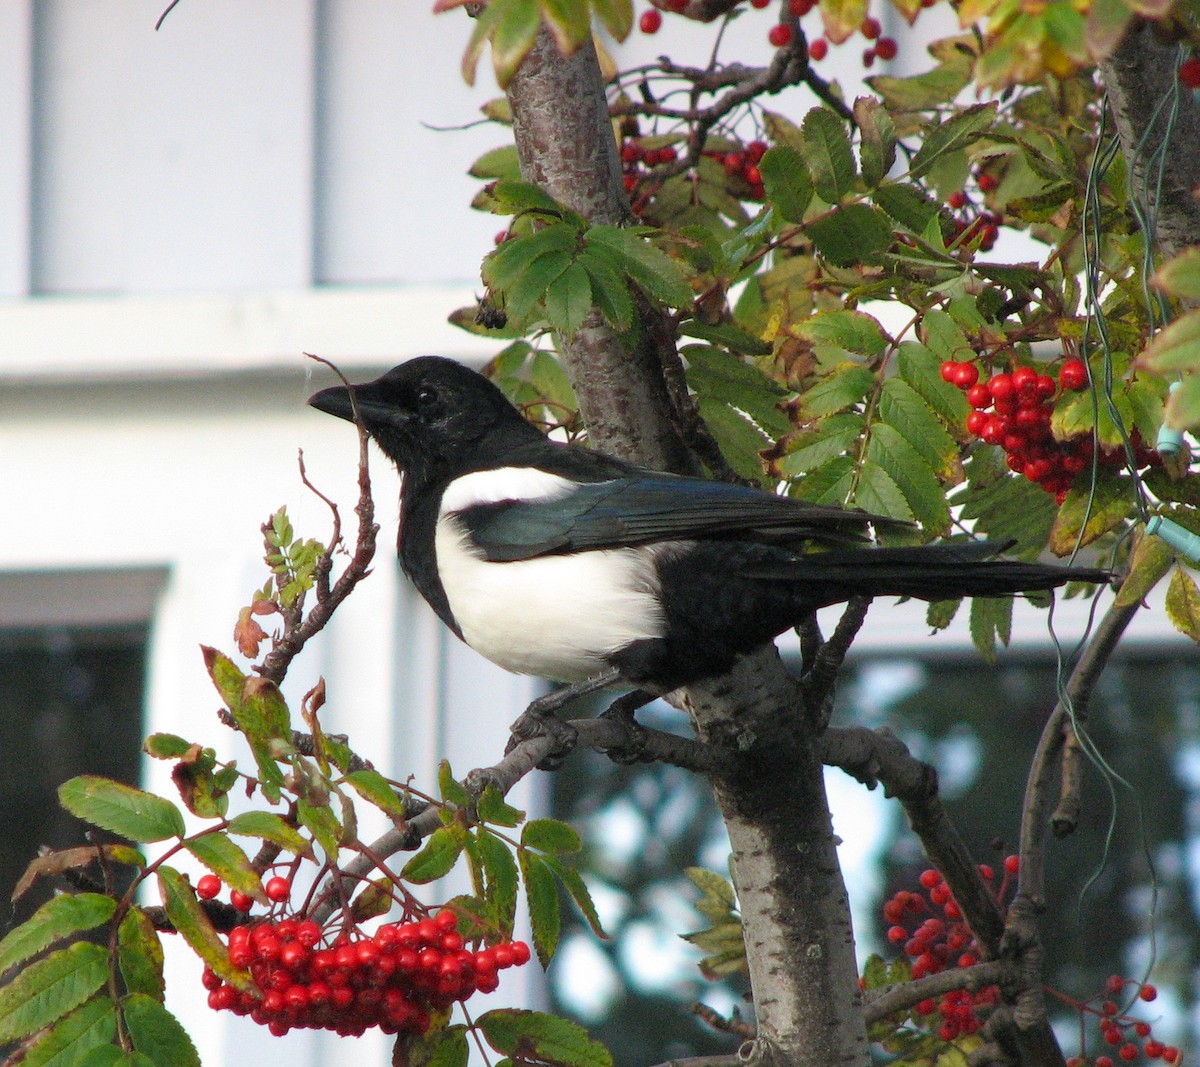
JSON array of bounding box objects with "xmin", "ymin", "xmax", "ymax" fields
[{"xmin": 309, "ymin": 356, "xmax": 1106, "ymax": 717}]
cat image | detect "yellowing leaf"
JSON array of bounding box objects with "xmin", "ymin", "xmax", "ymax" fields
[{"xmin": 1165, "ymin": 567, "xmax": 1200, "ymax": 644}]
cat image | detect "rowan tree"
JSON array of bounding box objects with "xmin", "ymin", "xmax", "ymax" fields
[{"xmin": 2, "ymin": 2, "xmax": 1199, "ymax": 1066}]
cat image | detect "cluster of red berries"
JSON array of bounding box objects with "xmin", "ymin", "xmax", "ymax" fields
[
  {"xmin": 708, "ymin": 138, "xmax": 769, "ymax": 201},
  {"xmin": 883, "ymin": 858, "xmax": 1018, "ymax": 1041},
  {"xmin": 1179, "ymin": 56, "xmax": 1200, "ymax": 88},
  {"xmin": 1063, "ymin": 976, "xmax": 1179, "ymax": 1066},
  {"xmin": 194, "ymin": 876, "xmax": 530, "ymax": 1038},
  {"xmin": 620, "ymin": 138, "xmax": 681, "ymax": 216},
  {"xmin": 941, "ymin": 357, "xmax": 1156, "ymax": 503},
  {"xmin": 637, "ymin": 1, "xmax": 899, "ymax": 67}
]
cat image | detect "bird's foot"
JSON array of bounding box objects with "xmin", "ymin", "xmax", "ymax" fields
[
  {"xmin": 597, "ymin": 690, "xmax": 655, "ymax": 765},
  {"xmin": 506, "ymin": 708, "xmax": 579, "ymax": 769}
]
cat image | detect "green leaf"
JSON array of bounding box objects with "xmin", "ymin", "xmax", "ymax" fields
[
  {"xmin": 477, "ymin": 831, "xmax": 520, "ymax": 934},
  {"xmin": 807, "ymin": 204, "xmax": 892, "ymax": 267},
  {"xmin": 468, "ymin": 144, "xmax": 521, "ymax": 181},
  {"xmin": 484, "ymin": 224, "xmax": 577, "ymax": 292},
  {"xmin": 794, "ymin": 454, "xmax": 857, "ymax": 505},
  {"xmin": 1138, "ymin": 310, "xmax": 1200, "ymax": 375},
  {"xmin": 490, "ymin": 0, "xmax": 541, "ymax": 88},
  {"xmin": 1165, "ymin": 566, "xmax": 1200, "ymax": 643},
  {"xmin": 872, "ymin": 182, "xmax": 944, "ymax": 236},
  {"xmin": 802, "ymin": 108, "xmax": 858, "ymax": 204},
  {"xmin": 759, "ymin": 145, "xmax": 813, "ymax": 223},
  {"xmin": 298, "ymin": 799, "xmax": 342, "ymax": 862},
  {"xmin": 122, "ymin": 994, "xmax": 200, "ymax": 1067},
  {"xmin": 909, "ymin": 103, "xmax": 998, "ymax": 180},
  {"xmin": 342, "ymin": 769, "xmax": 410, "ymax": 823},
  {"xmin": 926, "ymin": 598, "xmax": 962, "ymax": 631},
  {"xmin": 201, "ymin": 648, "xmax": 289, "ymax": 801},
  {"xmin": 793, "ymin": 310, "xmax": 888, "ymax": 357},
  {"xmin": 1165, "ymin": 372, "xmax": 1200, "ymax": 432},
  {"xmin": 117, "ymin": 908, "xmax": 165, "ymax": 1001},
  {"xmin": 0, "ymin": 941, "xmax": 109, "ymax": 1043},
  {"xmin": 476, "ymin": 785, "xmax": 525, "ymax": 829},
  {"xmin": 19, "ymin": 997, "xmax": 117, "ymax": 1067},
  {"xmin": 1114, "ymin": 528, "xmax": 1175, "ymax": 607},
  {"xmin": 866, "ymin": 424, "xmax": 952, "ymax": 534},
  {"xmin": 775, "ymin": 414, "xmax": 865, "ymax": 478},
  {"xmin": 155, "ymin": 867, "xmax": 253, "ymax": 993},
  {"xmin": 1153, "ymin": 246, "xmax": 1200, "ymax": 301},
  {"xmin": 545, "ymin": 859, "xmax": 607, "ymax": 939},
  {"xmin": 678, "ymin": 320, "xmax": 772, "ymax": 356},
  {"xmin": 538, "ymin": 0, "xmax": 591, "ymax": 53},
  {"xmin": 0, "ymin": 893, "xmax": 116, "ymax": 975},
  {"xmin": 520, "ymin": 851, "xmax": 561, "ymax": 966},
  {"xmin": 480, "ymin": 1010, "xmax": 611, "ymax": 1067},
  {"xmin": 521, "ymin": 819, "xmax": 582, "ymax": 854},
  {"xmin": 1049, "ymin": 471, "xmax": 1134, "ymax": 555},
  {"xmin": 489, "ymin": 179, "xmax": 564, "ymax": 218},
  {"xmin": 184, "ymin": 833, "xmax": 263, "ymax": 901},
  {"xmin": 969, "ymin": 596, "xmax": 1013, "ymax": 663},
  {"xmin": 592, "ymin": 0, "xmax": 633, "ymax": 39},
  {"xmin": 226, "ymin": 810, "xmax": 315, "ymax": 859},
  {"xmin": 79, "ymin": 1048, "xmax": 156, "ymax": 1067},
  {"xmin": 58, "ymin": 777, "xmax": 184, "ymax": 844},
  {"xmin": 504, "ymin": 249, "xmax": 572, "ymax": 326},
  {"xmin": 852, "ymin": 460, "xmax": 914, "ymax": 521},
  {"xmin": 438, "ymin": 760, "xmax": 472, "ymax": 809},
  {"xmin": 586, "ymin": 226, "xmax": 694, "ymax": 308},
  {"xmin": 579, "ymin": 249, "xmax": 635, "ymax": 332},
  {"xmin": 544, "ymin": 261, "xmax": 593, "ymax": 336},
  {"xmin": 878, "ymin": 377, "xmax": 962, "ymax": 480},
  {"xmin": 855, "ymin": 96, "xmax": 897, "ymax": 188},
  {"xmin": 143, "ymin": 734, "xmax": 192, "ymax": 760},
  {"xmin": 412, "ymin": 1025, "xmax": 471, "ymax": 1067},
  {"xmin": 868, "ymin": 53, "xmax": 972, "ymax": 110},
  {"xmin": 896, "ymin": 342, "xmax": 970, "ymax": 427},
  {"xmin": 797, "ymin": 365, "xmax": 876, "ymax": 418},
  {"xmin": 402, "ymin": 825, "xmax": 468, "ymax": 884}
]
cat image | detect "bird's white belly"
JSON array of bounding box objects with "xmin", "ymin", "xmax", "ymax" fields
[{"xmin": 434, "ymin": 517, "xmax": 665, "ymax": 682}]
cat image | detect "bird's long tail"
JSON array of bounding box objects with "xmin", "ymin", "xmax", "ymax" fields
[{"xmin": 745, "ymin": 540, "xmax": 1110, "ymax": 602}]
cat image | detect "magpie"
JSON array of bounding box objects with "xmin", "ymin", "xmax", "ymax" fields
[{"xmin": 309, "ymin": 356, "xmax": 1107, "ymax": 722}]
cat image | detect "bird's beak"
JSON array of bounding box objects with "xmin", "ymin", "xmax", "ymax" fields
[{"xmin": 308, "ymin": 384, "xmax": 358, "ymax": 423}]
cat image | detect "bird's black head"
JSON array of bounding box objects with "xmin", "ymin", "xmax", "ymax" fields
[{"xmin": 308, "ymin": 356, "xmax": 541, "ymax": 484}]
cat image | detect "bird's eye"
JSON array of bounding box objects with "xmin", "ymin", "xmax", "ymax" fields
[{"xmin": 415, "ymin": 385, "xmax": 438, "ymax": 409}]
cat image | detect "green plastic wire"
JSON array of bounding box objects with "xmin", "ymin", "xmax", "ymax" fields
[{"xmin": 1037, "ymin": 56, "xmax": 1198, "ymax": 999}]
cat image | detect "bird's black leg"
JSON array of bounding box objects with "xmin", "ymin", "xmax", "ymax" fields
[
  {"xmin": 507, "ymin": 667, "xmax": 625, "ymax": 765},
  {"xmin": 597, "ymin": 689, "xmax": 656, "ymax": 764}
]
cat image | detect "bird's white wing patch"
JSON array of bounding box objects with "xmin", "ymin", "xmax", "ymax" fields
[
  {"xmin": 434, "ymin": 514, "xmax": 665, "ymax": 682},
  {"xmin": 440, "ymin": 467, "xmax": 578, "ymax": 515}
]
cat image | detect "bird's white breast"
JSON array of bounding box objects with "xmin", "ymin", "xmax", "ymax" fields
[{"xmin": 434, "ymin": 468, "xmax": 665, "ymax": 682}]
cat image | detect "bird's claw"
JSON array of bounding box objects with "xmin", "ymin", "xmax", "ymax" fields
[
  {"xmin": 506, "ymin": 710, "xmax": 579, "ymax": 770},
  {"xmin": 597, "ymin": 694, "xmax": 652, "ymax": 764}
]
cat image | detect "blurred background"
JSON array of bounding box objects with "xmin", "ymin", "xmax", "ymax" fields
[{"xmin": 1, "ymin": 3, "xmax": 1195, "ymax": 1064}]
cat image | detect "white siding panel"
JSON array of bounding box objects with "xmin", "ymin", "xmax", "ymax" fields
[
  {"xmin": 0, "ymin": 2, "xmax": 32, "ymax": 297},
  {"xmin": 313, "ymin": 0, "xmax": 500, "ymax": 285},
  {"xmin": 32, "ymin": 0, "xmax": 316, "ymax": 294}
]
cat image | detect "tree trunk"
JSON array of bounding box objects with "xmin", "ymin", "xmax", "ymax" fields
[{"xmin": 505, "ymin": 26, "xmax": 870, "ymax": 1067}]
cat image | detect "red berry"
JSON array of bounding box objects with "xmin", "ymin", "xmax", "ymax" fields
[
  {"xmin": 1163, "ymin": 1049, "xmax": 1180, "ymax": 1064},
  {"xmin": 952, "ymin": 362, "xmax": 979, "ymax": 388},
  {"xmin": 1059, "ymin": 358, "xmax": 1088, "ymax": 391},
  {"xmin": 639, "ymin": 8, "xmax": 663, "ymax": 33},
  {"xmin": 665, "ymin": 0, "xmax": 687, "ymax": 8},
  {"xmin": 919, "ymin": 869, "xmax": 943, "ymax": 888},
  {"xmin": 264, "ymin": 876, "xmax": 290, "ymax": 903},
  {"xmin": 948, "ymin": 191, "xmax": 967, "ymax": 209},
  {"xmin": 1179, "ymin": 57, "xmax": 1200, "ymax": 88},
  {"xmin": 790, "ymin": 0, "xmax": 815, "ymax": 13},
  {"xmin": 1146, "ymin": 1041, "xmax": 1166, "ymax": 1059},
  {"xmin": 196, "ymin": 875, "xmax": 221, "ymax": 900},
  {"xmin": 1097, "ymin": 1058, "xmax": 1116, "ymax": 1067},
  {"xmin": 862, "ymin": 48, "xmax": 876, "ymax": 67},
  {"xmin": 988, "ymin": 373, "xmax": 1014, "ymax": 400},
  {"xmin": 966, "ymin": 410, "xmax": 988, "ymax": 435},
  {"xmin": 808, "ymin": 37, "xmax": 828, "ymax": 60},
  {"xmin": 1135, "ymin": 1023, "xmax": 1153, "ymax": 1038},
  {"xmin": 230, "ymin": 890, "xmax": 254, "ymax": 913},
  {"xmin": 875, "ymin": 36, "xmax": 898, "ymax": 59},
  {"xmin": 751, "ymin": 0, "xmax": 771, "ymax": 7},
  {"xmin": 1003, "ymin": 855, "xmax": 1019, "ymax": 875},
  {"xmin": 768, "ymin": 22, "xmax": 795, "ymax": 46},
  {"xmin": 746, "ymin": 140, "xmax": 768, "ymax": 163},
  {"xmin": 1139, "ymin": 983, "xmax": 1158, "ymax": 1002},
  {"xmin": 977, "ymin": 173, "xmax": 998, "ymax": 193},
  {"xmin": 861, "ymin": 15, "xmax": 882, "ymax": 37},
  {"xmin": 941, "ymin": 360, "xmax": 960, "ymax": 383},
  {"xmin": 493, "ymin": 944, "xmax": 516, "ymax": 969},
  {"xmin": 1120, "ymin": 1044, "xmax": 1139, "ymax": 1062},
  {"xmin": 1011, "ymin": 365, "xmax": 1037, "ymax": 394}
]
